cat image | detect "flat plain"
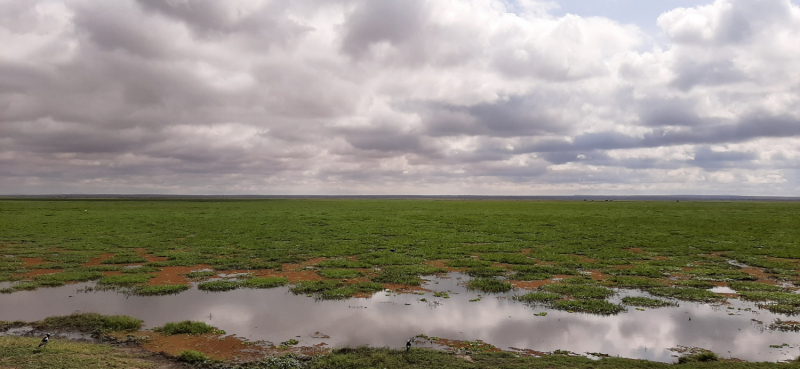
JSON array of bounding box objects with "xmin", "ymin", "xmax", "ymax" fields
[{"xmin": 2, "ymin": 199, "xmax": 800, "ymax": 368}]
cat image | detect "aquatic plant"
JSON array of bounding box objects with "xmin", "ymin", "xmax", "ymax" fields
[
  {"xmin": 130, "ymin": 284, "xmax": 189, "ymax": 296},
  {"xmin": 37, "ymin": 312, "xmax": 142, "ymax": 332},
  {"xmin": 154, "ymin": 320, "xmax": 223, "ymax": 335},
  {"xmin": 97, "ymin": 274, "xmax": 155, "ymax": 286},
  {"xmin": 467, "ymin": 278, "xmax": 512, "ymax": 293},
  {"xmin": 197, "ymin": 280, "xmax": 240, "ymax": 292},
  {"xmin": 621, "ymin": 296, "xmax": 677, "ymax": 308}
]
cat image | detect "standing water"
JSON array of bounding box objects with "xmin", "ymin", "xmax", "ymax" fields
[{"xmin": 1, "ymin": 273, "xmax": 798, "ymax": 363}]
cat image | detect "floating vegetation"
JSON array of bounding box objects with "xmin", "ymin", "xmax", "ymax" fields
[
  {"xmin": 551, "ymin": 300, "xmax": 625, "ymax": 315},
  {"xmin": 647, "ymin": 287, "xmax": 723, "ymax": 303},
  {"xmin": 621, "ymin": 296, "xmax": 678, "ymax": 308},
  {"xmin": 467, "ymin": 277, "xmax": 512, "ymax": 293},
  {"xmin": 514, "ymin": 292, "xmax": 562, "ymax": 303},
  {"xmin": 154, "ymin": 320, "xmax": 224, "ymax": 335},
  {"xmin": 130, "ymin": 284, "xmax": 189, "ymax": 296}
]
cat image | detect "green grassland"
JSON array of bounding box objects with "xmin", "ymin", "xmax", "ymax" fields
[{"xmin": 1, "ymin": 199, "xmax": 799, "ymax": 303}]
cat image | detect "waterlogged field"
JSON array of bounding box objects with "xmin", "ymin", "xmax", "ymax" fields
[{"xmin": 2, "ymin": 199, "xmax": 800, "ymax": 367}]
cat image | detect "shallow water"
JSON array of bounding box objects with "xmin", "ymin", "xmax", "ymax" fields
[{"xmin": 1, "ymin": 273, "xmax": 799, "ymax": 363}]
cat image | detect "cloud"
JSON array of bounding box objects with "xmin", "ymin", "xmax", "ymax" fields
[{"xmin": 0, "ymin": 0, "xmax": 799, "ymax": 195}]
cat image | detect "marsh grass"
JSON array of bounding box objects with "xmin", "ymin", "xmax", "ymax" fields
[
  {"xmin": 177, "ymin": 350, "xmax": 210, "ymax": 363},
  {"xmin": 37, "ymin": 312, "xmax": 142, "ymax": 332},
  {"xmin": 647, "ymin": 287, "xmax": 723, "ymax": 302},
  {"xmin": 240, "ymin": 277, "xmax": 288, "ymax": 289},
  {"xmin": 0, "ymin": 336, "xmax": 155, "ymax": 369},
  {"xmin": 154, "ymin": 320, "xmax": 221, "ymax": 335},
  {"xmin": 97, "ymin": 274, "xmax": 155, "ymax": 286},
  {"xmin": 729, "ymin": 281, "xmax": 786, "ymax": 292},
  {"xmin": 607, "ymin": 276, "xmax": 666, "ymax": 289},
  {"xmin": 198, "ymin": 280, "xmax": 240, "ymax": 292},
  {"xmin": 318, "ymin": 269, "xmax": 365, "ymax": 279},
  {"xmin": 446, "ymin": 258, "xmax": 492, "ymax": 268},
  {"xmin": 467, "ymin": 278, "xmax": 512, "ymax": 293},
  {"xmin": 100, "ymin": 254, "xmax": 147, "ymax": 264},
  {"xmin": 542, "ymin": 284, "xmax": 614, "ymax": 300},
  {"xmin": 551, "ymin": 300, "xmax": 625, "ymax": 315},
  {"xmin": 290, "ymin": 280, "xmax": 344, "ymax": 294},
  {"xmin": 372, "ymin": 265, "xmax": 445, "ymax": 285},
  {"xmin": 466, "ymin": 266, "xmax": 507, "ymax": 278},
  {"xmin": 130, "ymin": 284, "xmax": 189, "ymax": 296},
  {"xmin": 186, "ymin": 270, "xmax": 216, "ymax": 279},
  {"xmin": 34, "ymin": 270, "xmax": 103, "ymax": 286},
  {"xmin": 319, "ymin": 282, "xmax": 384, "ymax": 299},
  {"xmin": 621, "ymin": 296, "xmax": 678, "ymax": 308},
  {"xmin": 514, "ymin": 291, "xmax": 562, "ymax": 303}
]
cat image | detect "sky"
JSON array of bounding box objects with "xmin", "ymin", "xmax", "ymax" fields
[{"xmin": 1, "ymin": 0, "xmax": 799, "ymax": 196}]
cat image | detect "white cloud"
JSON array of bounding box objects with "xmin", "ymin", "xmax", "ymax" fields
[{"xmin": 0, "ymin": 0, "xmax": 799, "ymax": 195}]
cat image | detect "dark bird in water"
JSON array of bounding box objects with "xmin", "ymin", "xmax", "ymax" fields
[
  {"xmin": 38, "ymin": 333, "xmax": 51, "ymax": 348},
  {"xmin": 406, "ymin": 338, "xmax": 412, "ymax": 352}
]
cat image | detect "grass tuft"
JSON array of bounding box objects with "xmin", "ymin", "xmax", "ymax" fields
[
  {"xmin": 37, "ymin": 312, "xmax": 142, "ymax": 332},
  {"xmin": 467, "ymin": 278, "xmax": 512, "ymax": 293},
  {"xmin": 154, "ymin": 320, "xmax": 222, "ymax": 335}
]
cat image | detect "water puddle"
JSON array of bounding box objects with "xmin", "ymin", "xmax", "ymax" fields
[{"xmin": 1, "ymin": 273, "xmax": 799, "ymax": 363}]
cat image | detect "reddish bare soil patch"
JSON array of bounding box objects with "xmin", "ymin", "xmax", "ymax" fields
[
  {"xmin": 511, "ymin": 279, "xmax": 558, "ymax": 290},
  {"xmin": 146, "ymin": 265, "xmax": 212, "ymax": 286},
  {"xmin": 84, "ymin": 253, "xmax": 115, "ymax": 266},
  {"xmin": 426, "ymin": 260, "xmax": 456, "ymax": 272},
  {"xmin": 22, "ymin": 257, "xmax": 46, "ymax": 267},
  {"xmin": 125, "ymin": 332, "xmax": 270, "ymax": 362},
  {"xmin": 135, "ymin": 248, "xmax": 167, "ymax": 263}
]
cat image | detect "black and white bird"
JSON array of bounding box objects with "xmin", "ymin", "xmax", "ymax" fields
[
  {"xmin": 406, "ymin": 338, "xmax": 412, "ymax": 352},
  {"xmin": 38, "ymin": 333, "xmax": 51, "ymax": 348}
]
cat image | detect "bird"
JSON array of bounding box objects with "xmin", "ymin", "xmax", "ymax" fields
[
  {"xmin": 38, "ymin": 333, "xmax": 50, "ymax": 348},
  {"xmin": 406, "ymin": 338, "xmax": 412, "ymax": 352}
]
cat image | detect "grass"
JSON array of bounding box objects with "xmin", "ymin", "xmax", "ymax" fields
[
  {"xmin": 542, "ymin": 284, "xmax": 614, "ymax": 300},
  {"xmin": 177, "ymin": 350, "xmax": 210, "ymax": 363},
  {"xmin": 100, "ymin": 254, "xmax": 147, "ymax": 264},
  {"xmin": 607, "ymin": 276, "xmax": 666, "ymax": 289},
  {"xmin": 467, "ymin": 278, "xmax": 512, "ymax": 292},
  {"xmin": 514, "ymin": 291, "xmax": 562, "ymax": 303},
  {"xmin": 621, "ymin": 296, "xmax": 678, "ymax": 308},
  {"xmin": 290, "ymin": 279, "xmax": 344, "ymax": 294},
  {"xmin": 97, "ymin": 274, "xmax": 155, "ymax": 286},
  {"xmin": 729, "ymin": 281, "xmax": 786, "ymax": 292},
  {"xmin": 550, "ymin": 300, "xmax": 625, "ymax": 315},
  {"xmin": 240, "ymin": 277, "xmax": 289, "ymax": 289},
  {"xmin": 0, "ymin": 336, "xmax": 158, "ymax": 369},
  {"xmin": 154, "ymin": 320, "xmax": 222, "ymax": 335},
  {"xmin": 466, "ymin": 266, "xmax": 507, "ymax": 277},
  {"xmin": 372, "ymin": 265, "xmax": 445, "ymax": 285},
  {"xmin": 319, "ymin": 282, "xmax": 384, "ymax": 299},
  {"xmin": 36, "ymin": 312, "xmax": 142, "ymax": 332},
  {"xmin": 1, "ymin": 199, "xmax": 798, "ymax": 287},
  {"xmin": 647, "ymin": 287, "xmax": 723, "ymax": 302},
  {"xmin": 318, "ymin": 269, "xmax": 365, "ymax": 279},
  {"xmin": 185, "ymin": 270, "xmax": 217, "ymax": 279},
  {"xmin": 34, "ymin": 270, "xmax": 103, "ymax": 286},
  {"xmin": 130, "ymin": 284, "xmax": 189, "ymax": 296},
  {"xmin": 198, "ymin": 280, "xmax": 241, "ymax": 292}
]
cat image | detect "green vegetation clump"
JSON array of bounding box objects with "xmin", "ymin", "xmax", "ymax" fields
[
  {"xmin": 120, "ymin": 265, "xmax": 161, "ymax": 274},
  {"xmin": 1, "ymin": 281, "xmax": 41, "ymax": 293},
  {"xmin": 542, "ymin": 284, "xmax": 614, "ymax": 300},
  {"xmin": 466, "ymin": 266, "xmax": 507, "ymax": 278},
  {"xmin": 38, "ymin": 312, "xmax": 142, "ymax": 332},
  {"xmin": 372, "ymin": 265, "xmax": 445, "ymax": 286},
  {"xmin": 240, "ymin": 277, "xmax": 289, "ymax": 289},
  {"xmin": 480, "ymin": 253, "xmax": 536, "ymax": 265},
  {"xmin": 97, "ymin": 274, "xmax": 155, "ymax": 286},
  {"xmin": 514, "ymin": 291, "xmax": 562, "ymax": 303},
  {"xmin": 677, "ymin": 351, "xmax": 719, "ymax": 363},
  {"xmin": 647, "ymin": 287, "xmax": 723, "ymax": 302},
  {"xmin": 130, "ymin": 284, "xmax": 189, "ymax": 296},
  {"xmin": 100, "ymin": 254, "xmax": 147, "ymax": 264},
  {"xmin": 317, "ymin": 259, "xmax": 372, "ymax": 269},
  {"xmin": 607, "ymin": 276, "xmax": 666, "ymax": 289},
  {"xmin": 319, "ymin": 282, "xmax": 384, "ymax": 300},
  {"xmin": 673, "ymin": 280, "xmax": 715, "ymax": 289},
  {"xmin": 729, "ymin": 281, "xmax": 786, "ymax": 292},
  {"xmin": 621, "ymin": 296, "xmax": 678, "ymax": 308},
  {"xmin": 318, "ymin": 269, "xmax": 365, "ymax": 279},
  {"xmin": 176, "ymin": 350, "xmax": 210, "ymax": 364},
  {"xmin": 154, "ymin": 321, "xmax": 222, "ymax": 335},
  {"xmin": 34, "ymin": 270, "xmax": 103, "ymax": 286},
  {"xmin": 290, "ymin": 280, "xmax": 344, "ymax": 294},
  {"xmin": 688, "ymin": 268, "xmax": 757, "ymax": 281},
  {"xmin": 446, "ymin": 258, "xmax": 492, "ymax": 268},
  {"xmin": 0, "ymin": 336, "xmax": 158, "ymax": 368},
  {"xmin": 186, "ymin": 270, "xmax": 216, "ymax": 279},
  {"xmin": 198, "ymin": 280, "xmax": 240, "ymax": 292},
  {"xmin": 551, "ymin": 300, "xmax": 625, "ymax": 315},
  {"xmin": 467, "ymin": 278, "xmax": 512, "ymax": 293}
]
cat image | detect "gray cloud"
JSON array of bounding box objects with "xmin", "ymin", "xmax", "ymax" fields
[{"xmin": 1, "ymin": 0, "xmax": 799, "ymax": 195}]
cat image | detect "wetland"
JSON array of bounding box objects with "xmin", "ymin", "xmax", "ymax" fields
[{"xmin": 2, "ymin": 198, "xmax": 800, "ymax": 367}]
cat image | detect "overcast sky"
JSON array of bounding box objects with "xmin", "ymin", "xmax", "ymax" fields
[{"xmin": 2, "ymin": 0, "xmax": 799, "ymax": 196}]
